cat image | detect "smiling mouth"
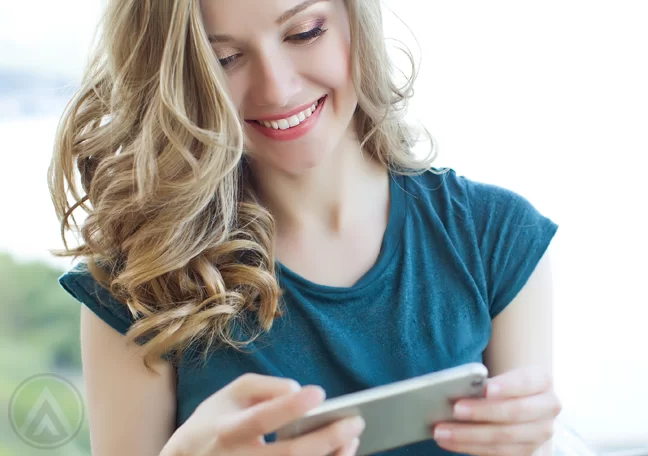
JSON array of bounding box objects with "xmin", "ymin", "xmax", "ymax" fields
[{"xmin": 249, "ymin": 96, "xmax": 326, "ymax": 130}]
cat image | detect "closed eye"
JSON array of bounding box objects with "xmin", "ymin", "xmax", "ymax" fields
[
  {"xmin": 286, "ymin": 25, "xmax": 328, "ymax": 44},
  {"xmin": 217, "ymin": 24, "xmax": 328, "ymax": 69},
  {"xmin": 218, "ymin": 54, "xmax": 240, "ymax": 68}
]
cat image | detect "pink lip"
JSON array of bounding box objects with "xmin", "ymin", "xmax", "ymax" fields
[
  {"xmin": 246, "ymin": 97, "xmax": 324, "ymax": 122},
  {"xmin": 247, "ymin": 95, "xmax": 326, "ymax": 142}
]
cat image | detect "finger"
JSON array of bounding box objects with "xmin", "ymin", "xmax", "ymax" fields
[
  {"xmin": 485, "ymin": 366, "xmax": 552, "ymax": 399},
  {"xmin": 334, "ymin": 437, "xmax": 360, "ymax": 456},
  {"xmin": 264, "ymin": 416, "xmax": 365, "ymax": 456},
  {"xmin": 452, "ymin": 391, "xmax": 562, "ymax": 423},
  {"xmin": 435, "ymin": 440, "xmax": 539, "ymax": 456},
  {"xmin": 227, "ymin": 373, "xmax": 303, "ymax": 407},
  {"xmin": 432, "ymin": 419, "xmax": 555, "ymax": 445},
  {"xmin": 219, "ymin": 385, "xmax": 326, "ymax": 444}
]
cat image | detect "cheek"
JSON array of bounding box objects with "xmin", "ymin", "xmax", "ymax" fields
[
  {"xmin": 300, "ymin": 33, "xmax": 352, "ymax": 93},
  {"xmin": 222, "ymin": 75, "xmax": 247, "ymax": 116}
]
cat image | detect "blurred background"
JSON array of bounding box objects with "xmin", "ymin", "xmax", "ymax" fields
[{"xmin": 0, "ymin": 0, "xmax": 646, "ymax": 455}]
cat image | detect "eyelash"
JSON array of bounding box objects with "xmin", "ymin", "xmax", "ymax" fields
[
  {"xmin": 218, "ymin": 25, "xmax": 329, "ymax": 69},
  {"xmin": 287, "ymin": 25, "xmax": 328, "ymax": 44}
]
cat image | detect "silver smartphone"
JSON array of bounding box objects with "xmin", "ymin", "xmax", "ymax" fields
[{"xmin": 275, "ymin": 362, "xmax": 488, "ymax": 455}]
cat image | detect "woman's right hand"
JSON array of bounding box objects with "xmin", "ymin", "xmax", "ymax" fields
[{"xmin": 161, "ymin": 373, "xmax": 365, "ymax": 456}]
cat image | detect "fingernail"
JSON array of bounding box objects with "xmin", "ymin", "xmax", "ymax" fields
[
  {"xmin": 313, "ymin": 385, "xmax": 326, "ymax": 400},
  {"xmin": 349, "ymin": 416, "xmax": 366, "ymax": 433},
  {"xmin": 434, "ymin": 427, "xmax": 452, "ymax": 440},
  {"xmin": 488, "ymin": 384, "xmax": 501, "ymax": 397},
  {"xmin": 453, "ymin": 403, "xmax": 472, "ymax": 419},
  {"xmin": 304, "ymin": 385, "xmax": 326, "ymax": 404},
  {"xmin": 349, "ymin": 437, "xmax": 360, "ymax": 453}
]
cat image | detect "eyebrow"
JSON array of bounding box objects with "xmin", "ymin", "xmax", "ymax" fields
[{"xmin": 207, "ymin": 0, "xmax": 329, "ymax": 44}]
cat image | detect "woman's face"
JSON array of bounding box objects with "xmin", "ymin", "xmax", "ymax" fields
[{"xmin": 200, "ymin": 0, "xmax": 358, "ymax": 175}]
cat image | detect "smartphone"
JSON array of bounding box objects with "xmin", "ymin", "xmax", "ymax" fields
[{"xmin": 275, "ymin": 362, "xmax": 488, "ymax": 455}]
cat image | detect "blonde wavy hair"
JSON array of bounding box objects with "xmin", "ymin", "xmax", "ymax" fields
[{"xmin": 48, "ymin": 0, "xmax": 439, "ymax": 372}]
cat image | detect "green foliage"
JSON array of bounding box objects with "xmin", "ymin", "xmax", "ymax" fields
[
  {"xmin": 0, "ymin": 252, "xmax": 82, "ymax": 370},
  {"xmin": 0, "ymin": 252, "xmax": 91, "ymax": 455}
]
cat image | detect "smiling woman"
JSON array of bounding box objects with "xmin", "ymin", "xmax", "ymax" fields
[
  {"xmin": 47, "ymin": 0, "xmax": 559, "ymax": 455},
  {"xmin": 200, "ymin": 0, "xmax": 371, "ymax": 173}
]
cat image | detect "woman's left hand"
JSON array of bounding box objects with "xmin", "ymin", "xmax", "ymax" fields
[{"xmin": 431, "ymin": 366, "xmax": 562, "ymax": 456}]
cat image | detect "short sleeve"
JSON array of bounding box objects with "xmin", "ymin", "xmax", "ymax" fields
[
  {"xmin": 59, "ymin": 264, "xmax": 181, "ymax": 363},
  {"xmin": 58, "ymin": 263, "xmax": 137, "ymax": 337},
  {"xmin": 464, "ymin": 178, "xmax": 559, "ymax": 319}
]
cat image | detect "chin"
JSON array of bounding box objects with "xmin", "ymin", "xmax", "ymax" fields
[
  {"xmin": 244, "ymin": 140, "xmax": 329, "ymax": 175},
  {"xmin": 276, "ymin": 149, "xmax": 328, "ymax": 175}
]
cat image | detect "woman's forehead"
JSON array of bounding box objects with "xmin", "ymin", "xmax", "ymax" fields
[{"xmin": 200, "ymin": 0, "xmax": 333, "ymax": 31}]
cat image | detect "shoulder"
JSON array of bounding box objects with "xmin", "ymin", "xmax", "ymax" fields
[
  {"xmin": 58, "ymin": 261, "xmax": 136, "ymax": 337},
  {"xmin": 58, "ymin": 261, "xmax": 101, "ymax": 300},
  {"xmin": 401, "ymin": 167, "xmax": 559, "ymax": 317},
  {"xmin": 406, "ymin": 167, "xmax": 530, "ymax": 206},
  {"xmin": 58, "ymin": 261, "xmax": 109, "ymax": 306},
  {"xmin": 403, "ymin": 167, "xmax": 554, "ymax": 230}
]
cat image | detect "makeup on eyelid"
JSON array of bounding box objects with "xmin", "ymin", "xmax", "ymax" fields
[{"xmin": 214, "ymin": 17, "xmax": 328, "ymax": 68}]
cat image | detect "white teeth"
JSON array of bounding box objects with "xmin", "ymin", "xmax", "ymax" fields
[
  {"xmin": 255, "ymin": 98, "xmax": 322, "ymax": 130},
  {"xmin": 287, "ymin": 115, "xmax": 300, "ymax": 127}
]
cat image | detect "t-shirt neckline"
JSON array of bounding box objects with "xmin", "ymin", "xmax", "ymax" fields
[{"xmin": 275, "ymin": 172, "xmax": 408, "ymax": 296}]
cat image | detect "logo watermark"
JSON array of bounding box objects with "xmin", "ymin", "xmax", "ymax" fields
[{"xmin": 8, "ymin": 373, "xmax": 85, "ymax": 449}]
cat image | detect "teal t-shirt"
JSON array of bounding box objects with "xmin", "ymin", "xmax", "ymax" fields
[{"xmin": 58, "ymin": 168, "xmax": 558, "ymax": 455}]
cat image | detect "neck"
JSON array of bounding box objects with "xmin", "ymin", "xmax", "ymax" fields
[{"xmin": 247, "ymin": 134, "xmax": 388, "ymax": 237}]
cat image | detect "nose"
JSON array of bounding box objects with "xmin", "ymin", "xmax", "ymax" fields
[{"xmin": 249, "ymin": 48, "xmax": 302, "ymax": 108}]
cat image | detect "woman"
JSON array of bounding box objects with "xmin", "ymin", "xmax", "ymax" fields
[{"xmin": 48, "ymin": 0, "xmax": 561, "ymax": 455}]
